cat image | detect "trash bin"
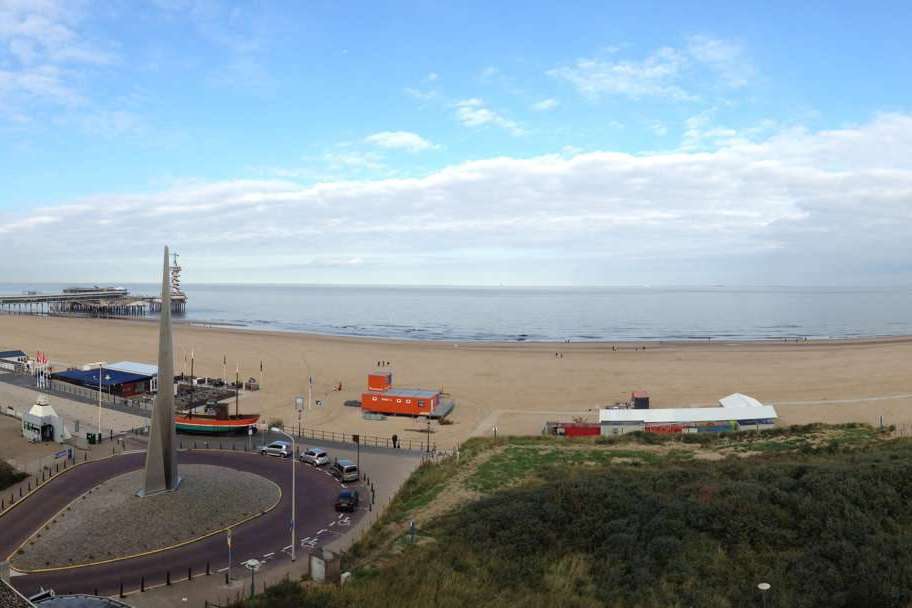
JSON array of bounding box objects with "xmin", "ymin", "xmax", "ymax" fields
[{"xmin": 87, "ymin": 433, "xmax": 96, "ymax": 445}]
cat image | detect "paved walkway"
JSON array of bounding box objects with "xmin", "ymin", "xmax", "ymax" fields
[{"xmin": 0, "ymin": 378, "xmax": 148, "ymax": 437}]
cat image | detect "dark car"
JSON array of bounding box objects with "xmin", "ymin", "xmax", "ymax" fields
[{"xmin": 335, "ymin": 489, "xmax": 360, "ymax": 512}]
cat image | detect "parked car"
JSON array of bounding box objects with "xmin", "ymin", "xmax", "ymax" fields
[
  {"xmin": 259, "ymin": 440, "xmax": 292, "ymax": 457},
  {"xmin": 331, "ymin": 458, "xmax": 360, "ymax": 483},
  {"xmin": 335, "ymin": 489, "xmax": 360, "ymax": 512},
  {"xmin": 301, "ymin": 447, "xmax": 329, "ymax": 467}
]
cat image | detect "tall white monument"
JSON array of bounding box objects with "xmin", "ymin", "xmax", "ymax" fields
[{"xmin": 141, "ymin": 246, "xmax": 180, "ymax": 496}]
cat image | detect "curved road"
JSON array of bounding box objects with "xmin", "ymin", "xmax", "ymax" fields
[{"xmin": 0, "ymin": 450, "xmax": 356, "ymax": 597}]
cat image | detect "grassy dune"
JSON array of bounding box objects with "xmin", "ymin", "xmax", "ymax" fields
[{"xmin": 237, "ymin": 424, "xmax": 912, "ymax": 608}]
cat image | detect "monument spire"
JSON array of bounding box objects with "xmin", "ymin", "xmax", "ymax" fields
[{"xmin": 142, "ymin": 245, "xmax": 180, "ymax": 495}]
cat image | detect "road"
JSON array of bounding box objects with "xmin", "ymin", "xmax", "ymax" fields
[{"xmin": 1, "ymin": 450, "xmax": 359, "ymax": 597}]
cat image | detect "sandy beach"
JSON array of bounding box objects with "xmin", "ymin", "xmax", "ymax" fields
[{"xmin": 2, "ymin": 314, "xmax": 912, "ymax": 447}]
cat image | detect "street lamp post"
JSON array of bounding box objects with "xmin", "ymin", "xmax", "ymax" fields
[
  {"xmin": 758, "ymin": 582, "xmax": 771, "ymax": 608},
  {"xmin": 271, "ymin": 426, "xmax": 296, "ymax": 562},
  {"xmin": 96, "ymin": 363, "xmax": 110, "ymax": 441},
  {"xmin": 242, "ymin": 559, "xmax": 261, "ymax": 598}
]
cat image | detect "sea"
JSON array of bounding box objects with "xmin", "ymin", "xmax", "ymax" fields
[{"xmin": 1, "ymin": 283, "xmax": 911, "ymax": 343}]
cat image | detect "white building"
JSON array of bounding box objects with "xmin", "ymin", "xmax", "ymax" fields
[
  {"xmin": 599, "ymin": 393, "xmax": 778, "ymax": 436},
  {"xmin": 21, "ymin": 396, "xmax": 71, "ymax": 443},
  {"xmin": 106, "ymin": 361, "xmax": 159, "ymax": 392},
  {"xmin": 0, "ymin": 349, "xmax": 26, "ymax": 372}
]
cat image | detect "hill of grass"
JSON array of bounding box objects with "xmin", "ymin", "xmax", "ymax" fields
[{"xmin": 236, "ymin": 424, "xmax": 912, "ymax": 608}]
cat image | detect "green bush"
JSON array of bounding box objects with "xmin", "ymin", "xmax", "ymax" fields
[
  {"xmin": 0, "ymin": 460, "xmax": 26, "ymax": 492},
  {"xmin": 237, "ymin": 431, "xmax": 912, "ymax": 608}
]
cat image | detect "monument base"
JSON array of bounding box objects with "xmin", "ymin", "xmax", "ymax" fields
[{"xmin": 135, "ymin": 476, "xmax": 183, "ymax": 497}]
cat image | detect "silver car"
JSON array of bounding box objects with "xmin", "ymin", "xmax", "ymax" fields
[
  {"xmin": 259, "ymin": 440, "xmax": 292, "ymax": 458},
  {"xmin": 301, "ymin": 447, "xmax": 329, "ymax": 467},
  {"xmin": 331, "ymin": 458, "xmax": 360, "ymax": 483}
]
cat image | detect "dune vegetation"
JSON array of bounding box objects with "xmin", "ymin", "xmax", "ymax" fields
[{"xmin": 235, "ymin": 424, "xmax": 912, "ymax": 608}]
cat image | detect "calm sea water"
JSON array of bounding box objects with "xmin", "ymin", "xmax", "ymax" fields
[{"xmin": 2, "ymin": 283, "xmax": 911, "ymax": 342}]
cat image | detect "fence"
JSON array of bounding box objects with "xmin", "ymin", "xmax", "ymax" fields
[
  {"xmin": 48, "ymin": 379, "xmax": 151, "ymax": 411},
  {"xmin": 274, "ymin": 424, "xmax": 450, "ymax": 453}
]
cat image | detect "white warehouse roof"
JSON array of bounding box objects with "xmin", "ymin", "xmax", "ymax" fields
[
  {"xmin": 719, "ymin": 393, "xmax": 765, "ymax": 409},
  {"xmin": 599, "ymin": 405, "xmax": 778, "ymax": 425},
  {"xmin": 107, "ymin": 361, "xmax": 159, "ymax": 377}
]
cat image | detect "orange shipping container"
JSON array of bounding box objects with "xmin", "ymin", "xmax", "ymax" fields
[
  {"xmin": 368, "ymin": 372, "xmax": 392, "ymax": 391},
  {"xmin": 361, "ymin": 389, "xmax": 439, "ymax": 416}
]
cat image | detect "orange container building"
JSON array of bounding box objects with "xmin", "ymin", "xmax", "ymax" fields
[{"xmin": 361, "ymin": 371, "xmax": 440, "ymax": 416}]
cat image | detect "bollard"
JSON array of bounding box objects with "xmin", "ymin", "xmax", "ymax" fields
[
  {"xmin": 19, "ymin": 487, "xmax": 22, "ymax": 497},
  {"xmin": 188, "ymin": 566, "xmax": 192, "ymax": 580},
  {"xmin": 225, "ymin": 572, "xmax": 230, "ymax": 585},
  {"xmin": 166, "ymin": 570, "xmax": 171, "ymax": 586},
  {"xmin": 94, "ymin": 589, "xmax": 98, "ymax": 597},
  {"xmin": 119, "ymin": 582, "xmax": 124, "ymax": 598},
  {"xmin": 206, "ymin": 561, "xmax": 210, "ymax": 575},
  {"xmin": 141, "ymin": 576, "xmax": 145, "ymax": 592}
]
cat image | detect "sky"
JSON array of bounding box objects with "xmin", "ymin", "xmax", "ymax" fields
[{"xmin": 1, "ymin": 0, "xmax": 911, "ymax": 285}]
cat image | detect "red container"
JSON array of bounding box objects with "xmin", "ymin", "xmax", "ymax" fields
[
  {"xmin": 361, "ymin": 389, "xmax": 439, "ymax": 416},
  {"xmin": 368, "ymin": 372, "xmax": 392, "ymax": 391},
  {"xmin": 562, "ymin": 423, "xmax": 601, "ymax": 437}
]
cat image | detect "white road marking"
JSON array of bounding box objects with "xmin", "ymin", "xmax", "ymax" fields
[{"xmin": 263, "ymin": 552, "xmax": 275, "ymax": 558}]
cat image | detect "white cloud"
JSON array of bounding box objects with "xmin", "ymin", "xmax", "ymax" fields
[
  {"xmin": 686, "ymin": 35, "xmax": 752, "ymax": 87},
  {"xmin": 454, "ymin": 98, "xmax": 525, "ymax": 135},
  {"xmin": 3, "ymin": 114, "xmax": 912, "ymax": 284},
  {"xmin": 531, "ymin": 98, "xmax": 559, "ymax": 112},
  {"xmin": 549, "ymin": 47, "xmax": 692, "ymax": 101},
  {"xmin": 649, "ymin": 121, "xmax": 668, "ymax": 136},
  {"xmin": 550, "ymin": 36, "xmax": 754, "ymax": 101},
  {"xmin": 364, "ymin": 131, "xmax": 436, "ymax": 152},
  {"xmin": 0, "ymin": 1, "xmax": 118, "ymax": 119}
]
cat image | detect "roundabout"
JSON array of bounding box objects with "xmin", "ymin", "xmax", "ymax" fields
[{"xmin": 0, "ymin": 449, "xmax": 352, "ymax": 597}]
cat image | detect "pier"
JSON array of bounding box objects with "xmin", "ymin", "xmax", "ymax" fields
[{"xmin": 0, "ymin": 253, "xmax": 188, "ymax": 318}]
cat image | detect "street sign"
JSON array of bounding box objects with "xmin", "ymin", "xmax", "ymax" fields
[{"xmin": 54, "ymin": 449, "xmax": 68, "ymax": 459}]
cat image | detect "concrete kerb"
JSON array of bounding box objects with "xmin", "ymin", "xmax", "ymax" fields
[{"xmin": 0, "ymin": 447, "xmax": 120, "ymax": 520}]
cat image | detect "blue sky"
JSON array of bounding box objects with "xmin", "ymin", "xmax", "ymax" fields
[{"xmin": 1, "ymin": 1, "xmax": 911, "ymax": 285}]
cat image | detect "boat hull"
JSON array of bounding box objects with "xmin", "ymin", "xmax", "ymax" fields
[{"xmin": 175, "ymin": 415, "xmax": 260, "ymax": 435}]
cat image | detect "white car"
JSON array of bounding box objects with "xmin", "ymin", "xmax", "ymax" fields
[
  {"xmin": 301, "ymin": 447, "xmax": 329, "ymax": 467},
  {"xmin": 259, "ymin": 440, "xmax": 292, "ymax": 458}
]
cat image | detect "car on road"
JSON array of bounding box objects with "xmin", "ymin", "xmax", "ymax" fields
[
  {"xmin": 335, "ymin": 489, "xmax": 360, "ymax": 512},
  {"xmin": 259, "ymin": 440, "xmax": 292, "ymax": 458},
  {"xmin": 301, "ymin": 447, "xmax": 329, "ymax": 467},
  {"xmin": 331, "ymin": 458, "xmax": 360, "ymax": 483}
]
